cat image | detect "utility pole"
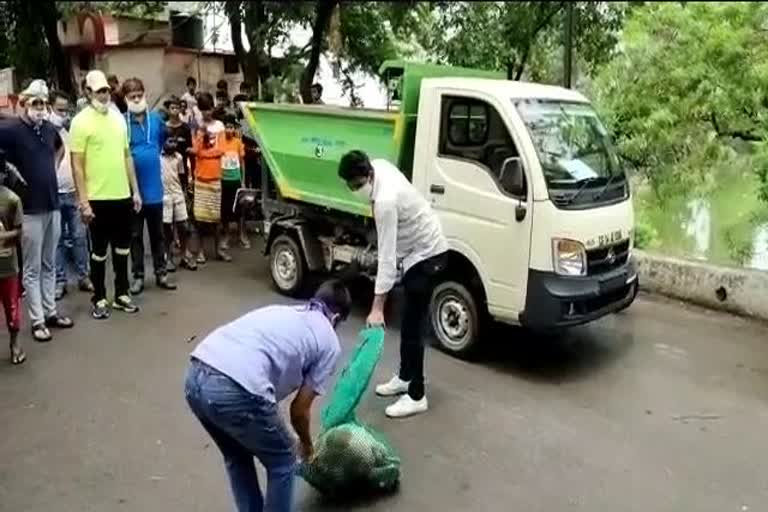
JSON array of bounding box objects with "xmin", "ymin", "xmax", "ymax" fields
[{"xmin": 563, "ymin": 2, "xmax": 574, "ymax": 89}]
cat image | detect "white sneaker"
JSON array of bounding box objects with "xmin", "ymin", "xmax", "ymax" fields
[
  {"xmin": 375, "ymin": 375, "xmax": 410, "ymax": 397},
  {"xmin": 385, "ymin": 394, "xmax": 428, "ymax": 418}
]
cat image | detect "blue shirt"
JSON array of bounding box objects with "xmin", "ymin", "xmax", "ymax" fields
[
  {"xmin": 191, "ymin": 303, "xmax": 341, "ymax": 403},
  {"xmin": 0, "ymin": 118, "xmax": 61, "ymax": 214},
  {"xmin": 126, "ymin": 111, "xmax": 165, "ymax": 204}
]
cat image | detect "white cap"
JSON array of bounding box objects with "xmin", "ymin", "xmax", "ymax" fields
[
  {"xmin": 19, "ymin": 79, "xmax": 49, "ymax": 101},
  {"xmin": 85, "ymin": 70, "xmax": 110, "ymax": 91}
]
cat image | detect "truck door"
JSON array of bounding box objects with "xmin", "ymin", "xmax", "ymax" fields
[{"xmin": 427, "ymin": 93, "xmax": 533, "ymax": 317}]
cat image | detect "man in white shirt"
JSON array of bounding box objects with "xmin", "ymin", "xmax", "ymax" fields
[
  {"xmin": 49, "ymin": 90, "xmax": 93, "ymax": 299},
  {"xmin": 338, "ymin": 150, "xmax": 448, "ymax": 418},
  {"xmin": 181, "ymin": 76, "xmax": 201, "ymax": 128}
]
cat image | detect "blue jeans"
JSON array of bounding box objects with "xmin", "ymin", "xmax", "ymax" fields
[
  {"xmin": 56, "ymin": 192, "xmax": 89, "ymax": 285},
  {"xmin": 184, "ymin": 359, "xmax": 296, "ymax": 512}
]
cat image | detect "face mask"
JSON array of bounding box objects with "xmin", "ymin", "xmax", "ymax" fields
[
  {"xmin": 27, "ymin": 108, "xmax": 48, "ymax": 125},
  {"xmin": 49, "ymin": 111, "xmax": 68, "ymax": 128},
  {"xmin": 91, "ymin": 98, "xmax": 108, "ymax": 114},
  {"xmin": 128, "ymin": 97, "xmax": 147, "ymax": 113},
  {"xmin": 354, "ymin": 182, "xmax": 373, "ymax": 201}
]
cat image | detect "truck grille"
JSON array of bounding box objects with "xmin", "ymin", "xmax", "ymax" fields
[{"xmin": 587, "ymin": 240, "xmax": 630, "ymax": 274}]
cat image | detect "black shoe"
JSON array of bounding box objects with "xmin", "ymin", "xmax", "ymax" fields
[
  {"xmin": 156, "ymin": 275, "xmax": 177, "ymax": 290},
  {"xmin": 130, "ymin": 278, "xmax": 144, "ymax": 296},
  {"xmin": 55, "ymin": 284, "xmax": 67, "ymax": 301}
]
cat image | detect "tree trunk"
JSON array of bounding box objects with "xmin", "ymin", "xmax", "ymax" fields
[
  {"xmin": 299, "ymin": 0, "xmax": 338, "ymax": 104},
  {"xmin": 227, "ymin": 1, "xmax": 250, "ymax": 76},
  {"xmin": 39, "ymin": 0, "xmax": 74, "ymax": 95}
]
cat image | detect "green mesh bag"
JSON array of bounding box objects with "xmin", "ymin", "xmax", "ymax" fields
[{"xmin": 299, "ymin": 327, "xmax": 400, "ymax": 498}]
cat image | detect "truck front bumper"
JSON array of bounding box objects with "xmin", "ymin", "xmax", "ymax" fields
[{"xmin": 519, "ymin": 259, "xmax": 638, "ymax": 330}]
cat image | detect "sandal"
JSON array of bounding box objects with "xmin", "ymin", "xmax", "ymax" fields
[
  {"xmin": 32, "ymin": 323, "xmax": 52, "ymax": 342},
  {"xmin": 45, "ymin": 315, "xmax": 74, "ymax": 329},
  {"xmin": 10, "ymin": 345, "xmax": 26, "ymax": 365}
]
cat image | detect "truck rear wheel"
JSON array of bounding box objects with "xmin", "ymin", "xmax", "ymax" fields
[
  {"xmin": 269, "ymin": 234, "xmax": 306, "ymax": 296},
  {"xmin": 429, "ymin": 281, "xmax": 482, "ymax": 358}
]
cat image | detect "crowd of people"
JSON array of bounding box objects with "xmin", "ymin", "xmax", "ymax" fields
[{"xmin": 0, "ymin": 69, "xmax": 274, "ymax": 365}]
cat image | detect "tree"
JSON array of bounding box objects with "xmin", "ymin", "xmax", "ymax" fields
[
  {"xmin": 425, "ymin": 2, "xmax": 627, "ymax": 82},
  {"xmin": 224, "ymin": 1, "xmax": 312, "ymax": 101},
  {"xmin": 224, "ymin": 1, "xmax": 425, "ymax": 103},
  {"xmin": 0, "ymin": 1, "xmax": 167, "ymax": 95},
  {"xmin": 593, "ymin": 2, "xmax": 768, "ymax": 201}
]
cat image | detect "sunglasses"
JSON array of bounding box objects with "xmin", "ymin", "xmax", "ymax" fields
[
  {"xmin": 28, "ymin": 99, "xmax": 49, "ymax": 109},
  {"xmin": 95, "ymin": 87, "xmax": 110, "ymax": 94}
]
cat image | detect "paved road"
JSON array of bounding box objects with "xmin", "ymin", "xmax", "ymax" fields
[{"xmin": 1, "ymin": 247, "xmax": 767, "ymax": 512}]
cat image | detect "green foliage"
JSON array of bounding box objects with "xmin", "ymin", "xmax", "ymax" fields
[
  {"xmin": 0, "ymin": 0, "xmax": 53, "ymax": 82},
  {"xmin": 593, "ymin": 2, "xmax": 768, "ymax": 202},
  {"xmin": 633, "ymin": 215, "xmax": 659, "ymax": 250},
  {"xmin": 423, "ymin": 2, "xmax": 627, "ymax": 81}
]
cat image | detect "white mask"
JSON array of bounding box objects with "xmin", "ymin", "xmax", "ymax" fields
[
  {"xmin": 354, "ymin": 182, "xmax": 373, "ymax": 202},
  {"xmin": 49, "ymin": 111, "xmax": 67, "ymax": 128},
  {"xmin": 27, "ymin": 108, "xmax": 48, "ymax": 125},
  {"xmin": 128, "ymin": 97, "xmax": 147, "ymax": 113},
  {"xmin": 91, "ymin": 98, "xmax": 108, "ymax": 114}
]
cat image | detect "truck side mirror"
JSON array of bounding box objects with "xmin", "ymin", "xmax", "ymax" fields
[{"xmin": 500, "ymin": 157, "xmax": 526, "ymax": 198}]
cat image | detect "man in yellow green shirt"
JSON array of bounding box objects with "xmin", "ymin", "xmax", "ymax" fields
[{"xmin": 70, "ymin": 70, "xmax": 142, "ymax": 320}]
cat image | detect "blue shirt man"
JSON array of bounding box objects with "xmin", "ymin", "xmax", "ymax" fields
[
  {"xmin": 122, "ymin": 78, "xmax": 175, "ymax": 292},
  {"xmin": 185, "ymin": 280, "xmax": 350, "ymax": 512},
  {"xmin": 125, "ymin": 109, "xmax": 165, "ymax": 205}
]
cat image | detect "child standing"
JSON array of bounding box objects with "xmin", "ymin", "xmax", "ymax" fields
[
  {"xmin": 161, "ymin": 139, "xmax": 196, "ymax": 272},
  {"xmin": 190, "ymin": 92, "xmax": 227, "ymax": 264},
  {"xmin": 219, "ymin": 113, "xmax": 249, "ymax": 254},
  {"xmin": 0, "ymin": 150, "xmax": 24, "ymax": 364}
]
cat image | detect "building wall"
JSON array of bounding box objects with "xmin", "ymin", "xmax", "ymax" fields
[
  {"xmin": 103, "ymin": 47, "xmax": 166, "ymax": 106},
  {"xmin": 67, "ymin": 47, "xmax": 242, "ymax": 108},
  {"xmin": 163, "ymin": 51, "xmax": 241, "ymax": 99}
]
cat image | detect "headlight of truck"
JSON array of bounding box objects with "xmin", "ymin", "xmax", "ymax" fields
[{"xmin": 552, "ymin": 238, "xmax": 587, "ymax": 276}]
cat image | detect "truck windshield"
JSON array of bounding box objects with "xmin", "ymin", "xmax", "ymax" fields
[{"xmin": 514, "ymin": 99, "xmax": 627, "ymax": 208}]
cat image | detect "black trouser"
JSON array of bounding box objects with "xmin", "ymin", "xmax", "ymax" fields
[
  {"xmin": 131, "ymin": 203, "xmax": 166, "ymax": 279},
  {"xmin": 89, "ymin": 199, "xmax": 133, "ymax": 304},
  {"xmin": 398, "ymin": 252, "xmax": 448, "ymax": 400}
]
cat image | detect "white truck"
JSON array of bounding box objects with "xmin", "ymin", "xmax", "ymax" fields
[{"xmin": 243, "ymin": 60, "xmax": 637, "ymax": 357}]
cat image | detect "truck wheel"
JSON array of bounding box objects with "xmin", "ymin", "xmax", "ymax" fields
[
  {"xmin": 429, "ymin": 281, "xmax": 482, "ymax": 358},
  {"xmin": 269, "ymin": 234, "xmax": 306, "ymax": 296}
]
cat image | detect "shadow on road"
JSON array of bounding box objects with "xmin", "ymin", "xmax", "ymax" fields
[
  {"xmin": 317, "ymin": 275, "xmax": 634, "ymax": 387},
  {"xmin": 473, "ymin": 319, "xmax": 634, "ymax": 384},
  {"xmin": 297, "ymin": 485, "xmax": 399, "ymax": 511}
]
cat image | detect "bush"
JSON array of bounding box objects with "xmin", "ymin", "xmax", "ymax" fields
[{"xmin": 634, "ymin": 217, "xmax": 658, "ymax": 250}]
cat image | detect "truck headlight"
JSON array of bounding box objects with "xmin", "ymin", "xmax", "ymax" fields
[{"xmin": 552, "ymin": 238, "xmax": 587, "ymax": 276}]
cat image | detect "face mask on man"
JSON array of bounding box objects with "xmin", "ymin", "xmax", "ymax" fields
[
  {"xmin": 49, "ymin": 111, "xmax": 69, "ymax": 129},
  {"xmin": 353, "ymin": 182, "xmax": 373, "ymax": 201},
  {"xmin": 127, "ymin": 96, "xmax": 147, "ymax": 114},
  {"xmin": 26, "ymin": 108, "xmax": 48, "ymax": 125},
  {"xmin": 91, "ymin": 98, "xmax": 108, "ymax": 114}
]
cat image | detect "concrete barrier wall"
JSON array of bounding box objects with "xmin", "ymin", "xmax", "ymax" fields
[{"xmin": 634, "ymin": 250, "xmax": 768, "ymax": 321}]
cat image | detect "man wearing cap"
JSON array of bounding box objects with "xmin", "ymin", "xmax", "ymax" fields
[
  {"xmin": 0, "ymin": 79, "xmax": 75, "ymax": 342},
  {"xmin": 70, "ymin": 70, "xmax": 142, "ymax": 320}
]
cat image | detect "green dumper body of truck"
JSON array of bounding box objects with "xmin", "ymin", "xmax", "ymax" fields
[{"xmin": 241, "ymin": 60, "xmax": 503, "ymax": 217}]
